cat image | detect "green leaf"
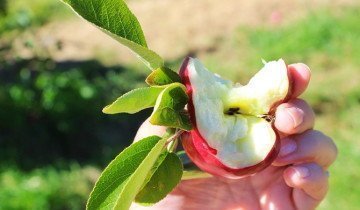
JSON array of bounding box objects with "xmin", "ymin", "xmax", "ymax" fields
[
  {"xmin": 135, "ymin": 153, "xmax": 183, "ymax": 205},
  {"xmin": 86, "ymin": 135, "xmax": 167, "ymax": 210},
  {"xmin": 146, "ymin": 67, "xmax": 181, "ymax": 86},
  {"xmin": 63, "ymin": 0, "xmax": 146, "ymax": 46},
  {"xmin": 62, "ymin": 0, "xmax": 164, "ymax": 69},
  {"xmin": 103, "ymin": 86, "xmax": 164, "ymax": 114},
  {"xmin": 176, "ymin": 151, "xmax": 212, "ymax": 180},
  {"xmin": 149, "ymin": 83, "xmax": 192, "ymax": 130}
]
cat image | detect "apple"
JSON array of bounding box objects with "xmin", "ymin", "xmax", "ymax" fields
[{"xmin": 179, "ymin": 57, "xmax": 292, "ymax": 179}]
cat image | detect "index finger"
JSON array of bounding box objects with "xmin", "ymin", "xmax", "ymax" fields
[{"xmin": 288, "ymin": 63, "xmax": 311, "ymax": 98}]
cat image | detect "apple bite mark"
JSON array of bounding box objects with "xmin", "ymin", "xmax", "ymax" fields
[
  {"xmin": 225, "ymin": 59, "xmax": 290, "ymax": 116},
  {"xmin": 180, "ymin": 57, "xmax": 290, "ymax": 178}
]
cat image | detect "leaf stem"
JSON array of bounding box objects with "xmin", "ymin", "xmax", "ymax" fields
[
  {"xmin": 167, "ymin": 138, "xmax": 178, "ymax": 153},
  {"xmin": 165, "ymin": 130, "xmax": 184, "ymax": 152}
]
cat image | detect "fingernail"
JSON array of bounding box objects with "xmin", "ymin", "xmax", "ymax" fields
[
  {"xmin": 279, "ymin": 139, "xmax": 297, "ymax": 157},
  {"xmin": 293, "ymin": 166, "xmax": 310, "ymax": 178},
  {"xmin": 285, "ymin": 107, "xmax": 304, "ymax": 129}
]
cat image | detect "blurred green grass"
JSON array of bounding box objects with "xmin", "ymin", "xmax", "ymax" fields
[
  {"xmin": 0, "ymin": 165, "xmax": 98, "ymax": 210},
  {"xmin": 0, "ymin": 0, "xmax": 70, "ymax": 35},
  {"xmin": 0, "ymin": 0, "xmax": 359, "ymax": 209}
]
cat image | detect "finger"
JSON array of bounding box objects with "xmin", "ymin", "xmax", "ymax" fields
[
  {"xmin": 134, "ymin": 118, "xmax": 167, "ymax": 142},
  {"xmin": 283, "ymin": 163, "xmax": 329, "ymax": 210},
  {"xmin": 273, "ymin": 130, "xmax": 338, "ymax": 169},
  {"xmin": 275, "ymin": 99, "xmax": 315, "ymax": 135},
  {"xmin": 288, "ymin": 63, "xmax": 311, "ymax": 98}
]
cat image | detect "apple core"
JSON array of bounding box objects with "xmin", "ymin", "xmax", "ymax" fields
[{"xmin": 180, "ymin": 57, "xmax": 291, "ymax": 178}]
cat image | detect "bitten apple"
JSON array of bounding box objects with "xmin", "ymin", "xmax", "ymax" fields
[{"xmin": 180, "ymin": 57, "xmax": 292, "ymax": 179}]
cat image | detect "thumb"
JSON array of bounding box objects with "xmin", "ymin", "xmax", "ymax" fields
[{"xmin": 134, "ymin": 118, "xmax": 167, "ymax": 142}]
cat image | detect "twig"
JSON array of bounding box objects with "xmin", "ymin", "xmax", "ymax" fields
[{"xmin": 165, "ymin": 130, "xmax": 185, "ymax": 146}]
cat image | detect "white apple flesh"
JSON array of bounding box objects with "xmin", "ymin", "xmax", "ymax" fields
[{"xmin": 180, "ymin": 57, "xmax": 291, "ymax": 178}]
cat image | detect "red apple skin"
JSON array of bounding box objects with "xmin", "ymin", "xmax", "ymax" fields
[
  {"xmin": 181, "ymin": 128, "xmax": 280, "ymax": 179},
  {"xmin": 179, "ymin": 57, "xmax": 286, "ymax": 179}
]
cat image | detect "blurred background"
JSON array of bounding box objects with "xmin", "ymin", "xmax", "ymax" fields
[{"xmin": 0, "ymin": 0, "xmax": 359, "ymax": 209}]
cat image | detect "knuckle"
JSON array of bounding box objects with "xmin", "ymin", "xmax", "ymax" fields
[
  {"xmin": 305, "ymin": 163, "xmax": 329, "ymax": 200},
  {"xmin": 316, "ymin": 131, "xmax": 338, "ymax": 164},
  {"xmin": 309, "ymin": 182, "xmax": 329, "ymax": 200},
  {"xmin": 295, "ymin": 130, "xmax": 337, "ymax": 167},
  {"xmin": 313, "ymin": 131, "xmax": 338, "ymax": 166},
  {"xmin": 326, "ymin": 137, "xmax": 338, "ymax": 165}
]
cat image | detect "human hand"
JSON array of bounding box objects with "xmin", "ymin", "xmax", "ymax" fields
[{"xmin": 131, "ymin": 64, "xmax": 337, "ymax": 210}]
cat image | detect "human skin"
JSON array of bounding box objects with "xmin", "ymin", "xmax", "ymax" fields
[{"xmin": 131, "ymin": 63, "xmax": 338, "ymax": 210}]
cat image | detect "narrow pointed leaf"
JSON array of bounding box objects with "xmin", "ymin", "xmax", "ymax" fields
[
  {"xmin": 113, "ymin": 137, "xmax": 167, "ymax": 210},
  {"xmin": 135, "ymin": 152, "xmax": 183, "ymax": 205},
  {"xmin": 146, "ymin": 67, "xmax": 181, "ymax": 86},
  {"xmin": 86, "ymin": 135, "xmax": 167, "ymax": 210},
  {"xmin": 149, "ymin": 83, "xmax": 192, "ymax": 130},
  {"xmin": 62, "ymin": 0, "xmax": 164, "ymax": 69},
  {"xmin": 103, "ymin": 86, "xmax": 164, "ymax": 114}
]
